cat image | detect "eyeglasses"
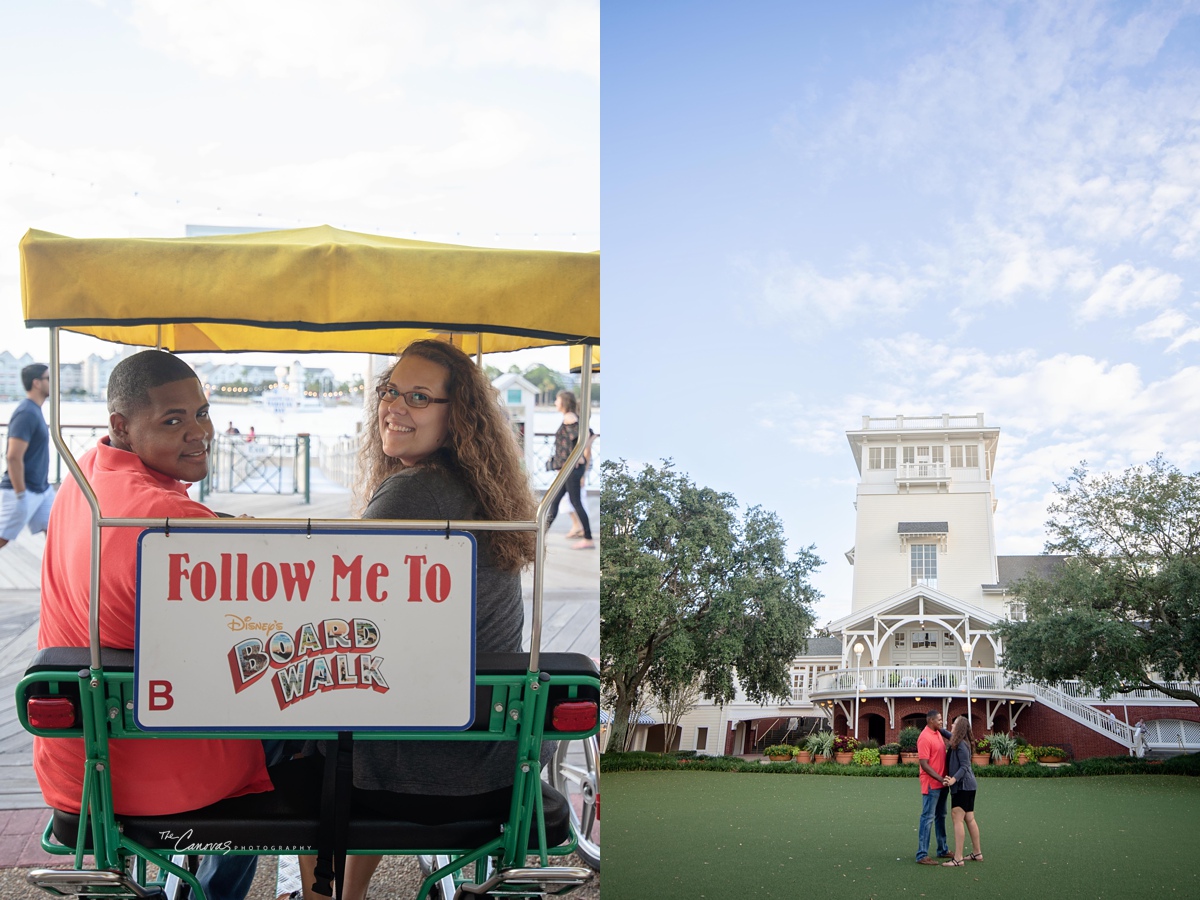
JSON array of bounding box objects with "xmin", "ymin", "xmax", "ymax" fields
[{"xmin": 375, "ymin": 386, "xmax": 450, "ymax": 409}]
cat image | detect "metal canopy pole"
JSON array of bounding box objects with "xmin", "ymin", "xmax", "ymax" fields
[
  {"xmin": 530, "ymin": 343, "xmax": 594, "ymax": 672},
  {"xmin": 48, "ymin": 329, "xmax": 105, "ymax": 670}
]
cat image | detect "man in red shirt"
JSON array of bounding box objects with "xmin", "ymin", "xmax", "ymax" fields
[
  {"xmin": 36, "ymin": 350, "xmax": 273, "ymax": 900},
  {"xmin": 915, "ymin": 709, "xmax": 952, "ymax": 864}
]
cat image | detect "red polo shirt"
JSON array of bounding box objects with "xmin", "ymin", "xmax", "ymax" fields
[
  {"xmin": 35, "ymin": 438, "xmax": 272, "ymax": 815},
  {"xmin": 917, "ymin": 725, "xmax": 947, "ymax": 795}
]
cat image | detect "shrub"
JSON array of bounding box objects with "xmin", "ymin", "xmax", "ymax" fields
[
  {"xmin": 974, "ymin": 737, "xmax": 992, "ymax": 755},
  {"xmin": 1160, "ymin": 752, "xmax": 1200, "ymax": 776},
  {"xmin": 898, "ymin": 726, "xmax": 921, "ymax": 752},
  {"xmin": 853, "ymin": 747, "xmax": 881, "ymax": 766},
  {"xmin": 764, "ymin": 744, "xmax": 796, "ymax": 758},
  {"xmin": 880, "ymin": 743, "xmax": 902, "ymax": 755}
]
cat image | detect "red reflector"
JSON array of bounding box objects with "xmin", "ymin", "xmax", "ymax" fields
[
  {"xmin": 551, "ymin": 700, "xmax": 597, "ymax": 732},
  {"xmin": 28, "ymin": 697, "xmax": 76, "ymax": 729},
  {"xmin": 595, "ymin": 793, "xmax": 600, "ymax": 819}
]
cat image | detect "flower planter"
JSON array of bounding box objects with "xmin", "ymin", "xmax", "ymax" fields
[
  {"xmin": 1039, "ymin": 755, "xmax": 1066, "ymax": 765},
  {"xmin": 1016, "ymin": 754, "xmax": 1030, "ymax": 765},
  {"xmin": 994, "ymin": 755, "xmax": 1010, "ymax": 766},
  {"xmin": 971, "ymin": 753, "xmax": 990, "ymax": 767},
  {"xmin": 818, "ymin": 753, "xmax": 832, "ymax": 764},
  {"xmin": 901, "ymin": 752, "xmax": 919, "ymax": 765},
  {"xmin": 795, "ymin": 751, "xmax": 812, "ymax": 764},
  {"xmin": 880, "ymin": 754, "xmax": 899, "ymax": 766},
  {"xmin": 834, "ymin": 751, "xmax": 854, "ymax": 764},
  {"xmin": 768, "ymin": 754, "xmax": 791, "ymax": 762}
]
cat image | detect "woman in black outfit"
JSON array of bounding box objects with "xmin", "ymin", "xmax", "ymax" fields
[
  {"xmin": 942, "ymin": 715, "xmax": 984, "ymax": 866},
  {"xmin": 545, "ymin": 389, "xmax": 594, "ymax": 549}
]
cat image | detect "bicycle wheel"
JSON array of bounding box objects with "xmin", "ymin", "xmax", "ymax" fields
[
  {"xmin": 417, "ymin": 854, "xmax": 456, "ymax": 900},
  {"xmin": 547, "ymin": 736, "xmax": 600, "ymax": 870}
]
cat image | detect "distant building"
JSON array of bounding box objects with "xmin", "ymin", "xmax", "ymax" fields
[
  {"xmin": 58, "ymin": 362, "xmax": 83, "ymax": 395},
  {"xmin": 654, "ymin": 413, "xmax": 1200, "ymax": 760},
  {"xmin": 0, "ymin": 350, "xmax": 37, "ymax": 399}
]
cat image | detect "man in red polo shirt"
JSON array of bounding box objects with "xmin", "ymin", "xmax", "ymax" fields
[
  {"xmin": 915, "ymin": 709, "xmax": 952, "ymax": 864},
  {"xmin": 36, "ymin": 350, "xmax": 273, "ymax": 900}
]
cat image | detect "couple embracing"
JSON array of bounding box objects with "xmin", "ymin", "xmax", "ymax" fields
[{"xmin": 915, "ymin": 710, "xmax": 984, "ymax": 867}]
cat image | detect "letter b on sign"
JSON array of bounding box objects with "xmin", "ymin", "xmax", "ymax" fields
[{"xmin": 149, "ymin": 680, "xmax": 174, "ymax": 710}]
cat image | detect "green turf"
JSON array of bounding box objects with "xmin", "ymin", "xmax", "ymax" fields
[{"xmin": 603, "ymin": 771, "xmax": 1200, "ymax": 899}]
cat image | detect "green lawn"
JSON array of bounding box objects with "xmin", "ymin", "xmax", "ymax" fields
[{"xmin": 603, "ymin": 771, "xmax": 1200, "ymax": 899}]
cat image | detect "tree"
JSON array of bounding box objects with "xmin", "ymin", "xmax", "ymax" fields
[
  {"xmin": 600, "ymin": 459, "xmax": 822, "ymax": 752},
  {"xmin": 996, "ymin": 455, "xmax": 1200, "ymax": 706},
  {"xmin": 651, "ymin": 676, "xmax": 704, "ymax": 755}
]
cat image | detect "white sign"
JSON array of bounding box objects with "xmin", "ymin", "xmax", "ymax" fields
[{"xmin": 135, "ymin": 528, "xmax": 476, "ymax": 732}]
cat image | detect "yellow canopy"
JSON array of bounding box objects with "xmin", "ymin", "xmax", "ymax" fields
[
  {"xmin": 20, "ymin": 225, "xmax": 599, "ymax": 355},
  {"xmin": 569, "ymin": 344, "xmax": 600, "ymax": 372}
]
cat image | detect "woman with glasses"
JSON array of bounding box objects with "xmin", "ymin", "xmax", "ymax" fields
[{"xmin": 297, "ymin": 339, "xmax": 537, "ymax": 900}]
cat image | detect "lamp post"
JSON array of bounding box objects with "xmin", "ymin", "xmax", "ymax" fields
[
  {"xmin": 853, "ymin": 641, "xmax": 864, "ymax": 740},
  {"xmin": 962, "ymin": 642, "xmax": 973, "ymax": 725}
]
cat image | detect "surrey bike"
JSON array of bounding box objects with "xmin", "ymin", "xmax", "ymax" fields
[{"xmin": 16, "ymin": 225, "xmax": 600, "ymax": 899}]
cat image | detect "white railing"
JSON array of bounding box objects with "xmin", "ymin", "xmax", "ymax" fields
[
  {"xmin": 897, "ymin": 462, "xmax": 949, "ymax": 479},
  {"xmin": 862, "ymin": 414, "xmax": 986, "ymax": 431},
  {"xmin": 811, "ymin": 666, "xmax": 1018, "ymax": 695},
  {"xmin": 1022, "ymin": 682, "xmax": 1136, "ymax": 747},
  {"xmin": 1056, "ymin": 680, "xmax": 1200, "ymax": 704}
]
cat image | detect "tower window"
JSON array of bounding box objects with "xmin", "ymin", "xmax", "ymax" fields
[
  {"xmin": 911, "ymin": 543, "xmax": 937, "ymax": 587},
  {"xmin": 869, "ymin": 447, "xmax": 897, "ymax": 469}
]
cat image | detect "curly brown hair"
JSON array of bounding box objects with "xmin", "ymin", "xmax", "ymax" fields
[
  {"xmin": 357, "ymin": 339, "xmax": 536, "ymax": 571},
  {"xmin": 949, "ymin": 715, "xmax": 974, "ymax": 750}
]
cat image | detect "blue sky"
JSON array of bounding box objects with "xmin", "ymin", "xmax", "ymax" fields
[
  {"xmin": 604, "ymin": 0, "xmax": 1200, "ymax": 623},
  {"xmin": 0, "ymin": 0, "xmax": 598, "ymax": 379}
]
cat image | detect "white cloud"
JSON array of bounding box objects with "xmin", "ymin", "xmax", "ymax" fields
[
  {"xmin": 1077, "ymin": 263, "xmax": 1181, "ymax": 320},
  {"xmin": 741, "ymin": 254, "xmax": 931, "ymax": 332},
  {"xmin": 128, "ymin": 0, "xmax": 599, "ymax": 85}
]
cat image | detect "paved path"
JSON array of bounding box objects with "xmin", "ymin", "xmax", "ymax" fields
[{"xmin": 0, "ymin": 484, "xmax": 598, "ymax": 887}]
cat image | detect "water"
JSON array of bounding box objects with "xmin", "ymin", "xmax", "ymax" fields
[
  {"xmin": 1, "ymin": 400, "xmax": 598, "ymax": 442},
  {"xmin": 2, "ymin": 400, "xmax": 603, "ymax": 493}
]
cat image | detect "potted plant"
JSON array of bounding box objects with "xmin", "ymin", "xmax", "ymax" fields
[
  {"xmin": 852, "ymin": 746, "xmax": 880, "ymax": 766},
  {"xmin": 898, "ymin": 726, "xmax": 921, "ymax": 764},
  {"xmin": 1014, "ymin": 735, "xmax": 1031, "ymax": 765},
  {"xmin": 972, "ymin": 736, "xmax": 991, "ymax": 767},
  {"xmin": 989, "ymin": 732, "xmax": 1017, "ymax": 766},
  {"xmin": 879, "ymin": 742, "xmax": 901, "ymax": 766},
  {"xmin": 807, "ymin": 730, "xmax": 835, "ymax": 763},
  {"xmin": 794, "ymin": 743, "xmax": 813, "ymax": 764},
  {"xmin": 1038, "ymin": 745, "xmax": 1068, "ymax": 764},
  {"xmin": 764, "ymin": 744, "xmax": 795, "ymax": 762},
  {"xmin": 832, "ymin": 734, "xmax": 859, "ymax": 763}
]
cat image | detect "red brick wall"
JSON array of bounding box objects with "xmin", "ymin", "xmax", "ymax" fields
[{"xmin": 841, "ymin": 698, "xmax": 1200, "ymax": 759}]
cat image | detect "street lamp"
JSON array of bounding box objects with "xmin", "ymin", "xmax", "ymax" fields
[
  {"xmin": 962, "ymin": 642, "xmax": 973, "ymax": 725},
  {"xmin": 853, "ymin": 641, "xmax": 864, "ymax": 740}
]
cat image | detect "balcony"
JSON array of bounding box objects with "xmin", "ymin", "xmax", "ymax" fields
[
  {"xmin": 808, "ymin": 666, "xmax": 1030, "ymax": 701},
  {"xmin": 862, "ymin": 414, "xmax": 986, "ymax": 431},
  {"xmin": 896, "ymin": 461, "xmax": 950, "ymax": 489}
]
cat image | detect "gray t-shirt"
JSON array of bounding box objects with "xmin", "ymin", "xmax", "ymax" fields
[{"xmin": 347, "ymin": 463, "xmax": 527, "ymax": 795}]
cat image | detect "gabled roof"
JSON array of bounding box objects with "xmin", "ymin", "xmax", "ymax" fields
[
  {"xmin": 825, "ymin": 583, "xmax": 1003, "ymax": 633},
  {"xmin": 981, "ymin": 555, "xmax": 1068, "ymax": 592},
  {"xmin": 898, "ymin": 521, "xmax": 948, "ymax": 534},
  {"xmin": 801, "ymin": 636, "xmax": 843, "ymax": 656}
]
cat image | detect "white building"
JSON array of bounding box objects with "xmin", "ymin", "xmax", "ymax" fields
[{"xmin": 651, "ymin": 413, "xmax": 1200, "ymax": 759}]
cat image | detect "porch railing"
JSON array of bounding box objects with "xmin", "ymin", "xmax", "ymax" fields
[
  {"xmin": 811, "ymin": 666, "xmax": 1018, "ymax": 695},
  {"xmin": 1055, "ymin": 680, "xmax": 1200, "ymax": 704}
]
